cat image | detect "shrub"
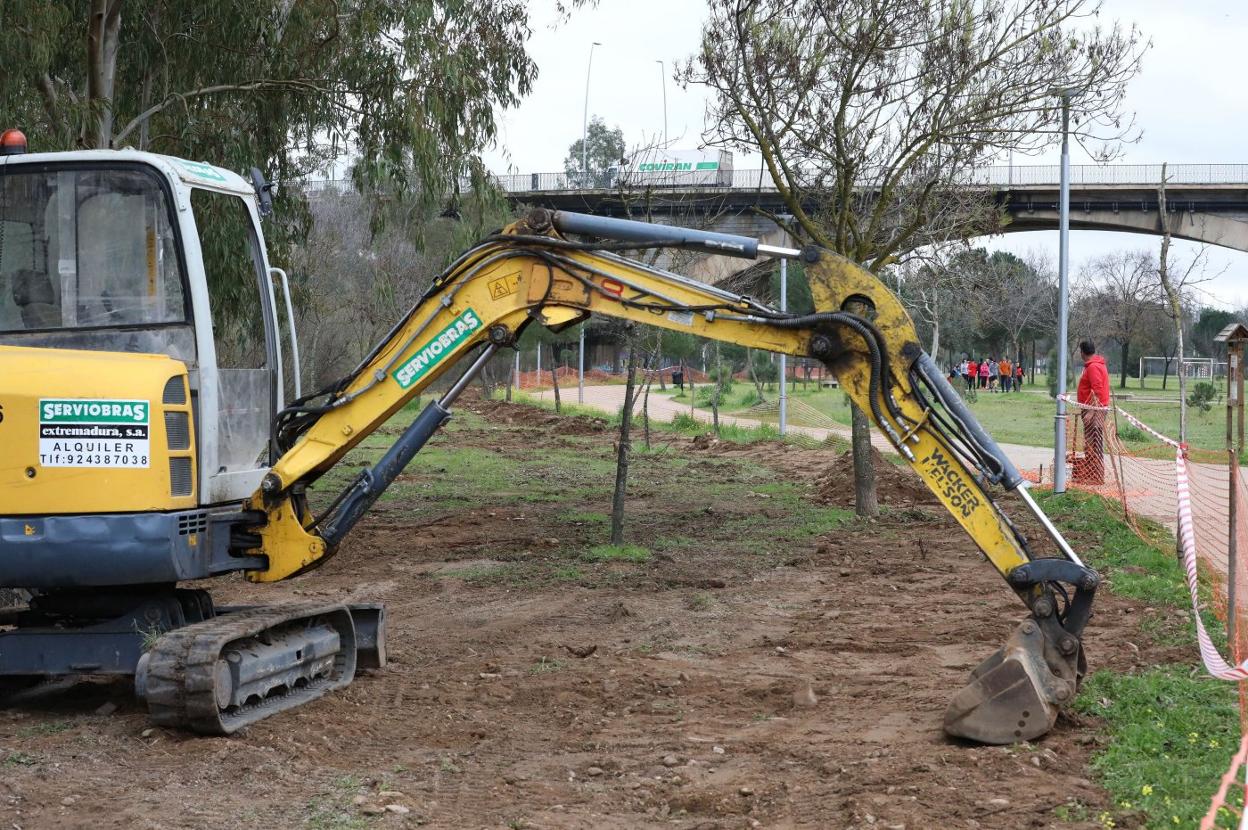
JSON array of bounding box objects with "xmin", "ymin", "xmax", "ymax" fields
[{"xmin": 1187, "ymin": 381, "xmax": 1218, "ymax": 413}]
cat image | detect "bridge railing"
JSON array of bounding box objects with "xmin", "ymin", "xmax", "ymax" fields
[{"xmin": 297, "ymin": 163, "xmax": 1248, "ymax": 195}]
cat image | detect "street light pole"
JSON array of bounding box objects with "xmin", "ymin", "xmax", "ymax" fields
[
  {"xmin": 578, "ymin": 42, "xmax": 601, "ymax": 401},
  {"xmin": 656, "ymin": 60, "xmax": 668, "ymax": 148},
  {"xmin": 581, "ymin": 42, "xmax": 602, "ymax": 179},
  {"xmin": 779, "ymin": 257, "xmax": 788, "ymax": 436},
  {"xmin": 1054, "ymin": 90, "xmax": 1073, "ymax": 494}
]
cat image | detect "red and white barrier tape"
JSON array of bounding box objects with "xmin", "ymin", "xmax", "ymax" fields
[
  {"xmin": 1058, "ymin": 394, "xmax": 1246, "ymax": 676},
  {"xmin": 1059, "ymin": 392, "xmax": 1248, "ymax": 820},
  {"xmin": 1175, "ymin": 445, "xmax": 1248, "ymax": 680}
]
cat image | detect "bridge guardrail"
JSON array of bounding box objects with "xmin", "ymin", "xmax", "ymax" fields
[{"xmin": 297, "ymin": 164, "xmax": 1248, "ymax": 195}]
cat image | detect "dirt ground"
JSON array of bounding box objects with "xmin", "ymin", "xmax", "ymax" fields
[{"xmin": 0, "ymin": 397, "xmax": 1182, "ymax": 829}]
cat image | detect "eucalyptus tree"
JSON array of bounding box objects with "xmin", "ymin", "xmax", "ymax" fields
[{"xmin": 0, "ymin": 0, "xmax": 536, "ymax": 202}]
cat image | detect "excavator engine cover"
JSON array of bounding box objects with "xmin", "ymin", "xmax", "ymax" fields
[{"xmin": 943, "ymin": 619, "xmax": 1082, "ymax": 744}]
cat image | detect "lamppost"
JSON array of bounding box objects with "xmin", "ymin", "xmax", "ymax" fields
[
  {"xmin": 579, "ymin": 42, "xmax": 602, "ymax": 403},
  {"xmin": 581, "ymin": 42, "xmax": 602, "ymax": 181},
  {"xmin": 1052, "ymin": 88, "xmax": 1074, "ymax": 494},
  {"xmin": 776, "ymin": 214, "xmax": 793, "ymax": 435},
  {"xmin": 656, "ymin": 60, "xmax": 668, "ymax": 148},
  {"xmin": 779, "ymin": 256, "xmax": 788, "ymax": 436}
]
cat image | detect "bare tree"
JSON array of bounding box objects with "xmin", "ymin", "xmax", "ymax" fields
[
  {"xmin": 1079, "ymin": 251, "xmax": 1164, "ymax": 389},
  {"xmin": 610, "ymin": 333, "xmax": 640, "ymax": 546},
  {"xmin": 682, "ymin": 0, "xmax": 1146, "ymax": 512},
  {"xmin": 1155, "ymin": 166, "xmax": 1220, "ymax": 441},
  {"xmin": 986, "ymin": 251, "xmax": 1058, "ymax": 365}
]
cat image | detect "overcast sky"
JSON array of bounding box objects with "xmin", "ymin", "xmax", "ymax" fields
[{"xmin": 482, "ymin": 0, "xmax": 1248, "ymax": 310}]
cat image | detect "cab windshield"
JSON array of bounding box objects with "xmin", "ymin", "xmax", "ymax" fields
[{"xmin": 0, "ymin": 164, "xmax": 192, "ymax": 360}]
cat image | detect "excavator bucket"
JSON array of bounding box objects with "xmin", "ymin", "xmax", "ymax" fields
[{"xmin": 944, "ymin": 619, "xmax": 1082, "ymax": 744}]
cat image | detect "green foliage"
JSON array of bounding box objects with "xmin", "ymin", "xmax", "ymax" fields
[
  {"xmin": 668, "ymin": 412, "xmax": 701, "ymax": 431},
  {"xmin": 0, "ymin": 0, "xmax": 536, "ymax": 206},
  {"xmin": 1192, "ymin": 308, "xmax": 1236, "ymax": 359},
  {"xmin": 767, "ymin": 261, "xmax": 815, "ymax": 315},
  {"xmin": 564, "ymin": 115, "xmax": 625, "ymax": 181},
  {"xmin": 1187, "ymin": 381, "xmax": 1218, "ymax": 413},
  {"xmin": 1045, "ymin": 347, "xmax": 1072, "ymax": 399}
]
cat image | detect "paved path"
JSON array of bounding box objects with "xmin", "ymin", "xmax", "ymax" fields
[{"xmin": 533, "ymin": 384, "xmax": 1053, "ymax": 475}]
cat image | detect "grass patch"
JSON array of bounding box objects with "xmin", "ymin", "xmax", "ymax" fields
[
  {"xmin": 529, "ymin": 656, "xmax": 565, "ymax": 675},
  {"xmin": 16, "ymin": 721, "xmax": 70, "ymax": 738},
  {"xmin": 583, "ymin": 544, "xmax": 651, "ymax": 563},
  {"xmin": 1031, "ymin": 488, "xmax": 1238, "ymax": 828},
  {"xmin": 1032, "ymin": 490, "xmax": 1189, "ymax": 611},
  {"xmin": 3, "ymin": 752, "xmax": 37, "ymax": 767},
  {"xmin": 1075, "ymin": 668, "xmax": 1241, "ymax": 828},
  {"xmin": 553, "ymin": 565, "xmax": 583, "ymax": 582}
]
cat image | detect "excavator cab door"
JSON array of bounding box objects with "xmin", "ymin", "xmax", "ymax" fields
[{"xmin": 185, "ymin": 185, "xmax": 285, "ymax": 504}]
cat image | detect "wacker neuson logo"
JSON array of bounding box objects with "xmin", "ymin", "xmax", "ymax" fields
[
  {"xmin": 39, "ymin": 398, "xmax": 151, "ymax": 468},
  {"xmin": 393, "ymin": 308, "xmax": 482, "ymax": 389}
]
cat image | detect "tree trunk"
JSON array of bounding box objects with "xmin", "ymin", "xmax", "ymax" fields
[
  {"xmin": 711, "ymin": 342, "xmax": 723, "ymax": 436},
  {"xmin": 929, "ymin": 305, "xmax": 941, "ymax": 358},
  {"xmin": 1157, "ymin": 163, "xmax": 1188, "ymax": 442},
  {"xmin": 610, "ymin": 338, "xmax": 639, "ymax": 545},
  {"xmin": 550, "ymin": 362, "xmax": 561, "ymax": 413},
  {"xmin": 747, "ymin": 348, "xmax": 767, "ymax": 404},
  {"xmin": 1119, "ymin": 341, "xmax": 1130, "ymax": 389},
  {"xmin": 850, "ymin": 399, "xmax": 878, "ymax": 518},
  {"xmin": 656, "ymin": 331, "xmax": 665, "ymax": 391},
  {"xmin": 547, "ymin": 344, "xmax": 562, "ymax": 412},
  {"xmin": 87, "ymin": 0, "xmax": 123, "ymax": 148},
  {"xmin": 642, "ymin": 357, "xmax": 655, "ymax": 451}
]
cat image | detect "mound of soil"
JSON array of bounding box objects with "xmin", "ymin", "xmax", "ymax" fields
[
  {"xmin": 467, "ymin": 398, "xmax": 609, "ymax": 435},
  {"xmin": 814, "ymin": 445, "xmax": 938, "ymax": 508}
]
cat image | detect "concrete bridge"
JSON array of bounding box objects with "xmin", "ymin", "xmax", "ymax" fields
[
  {"xmin": 485, "ymin": 164, "xmax": 1248, "ymax": 283},
  {"xmin": 304, "ymin": 164, "xmax": 1248, "ymax": 283}
]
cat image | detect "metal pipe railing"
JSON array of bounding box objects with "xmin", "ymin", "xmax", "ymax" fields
[{"xmin": 296, "ymin": 163, "xmax": 1248, "ymax": 195}]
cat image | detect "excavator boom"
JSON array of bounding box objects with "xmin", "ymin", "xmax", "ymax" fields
[{"xmin": 244, "ymin": 207, "xmax": 1098, "ymax": 744}]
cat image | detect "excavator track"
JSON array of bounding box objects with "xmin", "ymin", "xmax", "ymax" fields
[{"xmin": 137, "ymin": 603, "xmax": 357, "ymax": 735}]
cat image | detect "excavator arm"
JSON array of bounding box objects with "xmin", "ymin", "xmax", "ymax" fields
[{"xmin": 244, "ymin": 207, "xmax": 1098, "ymax": 744}]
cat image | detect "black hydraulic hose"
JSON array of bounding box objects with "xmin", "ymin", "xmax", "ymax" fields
[
  {"xmin": 912, "ymin": 352, "xmax": 1024, "ymax": 490},
  {"xmin": 765, "ymin": 311, "xmax": 911, "ymax": 428},
  {"xmin": 765, "ymin": 311, "xmax": 909, "ymax": 452}
]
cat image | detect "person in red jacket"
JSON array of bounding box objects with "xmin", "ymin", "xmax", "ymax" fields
[{"xmin": 1075, "ymin": 340, "xmax": 1111, "ymax": 484}]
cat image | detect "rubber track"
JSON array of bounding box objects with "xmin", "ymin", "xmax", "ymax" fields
[{"xmin": 143, "ymin": 603, "xmax": 356, "ymax": 734}]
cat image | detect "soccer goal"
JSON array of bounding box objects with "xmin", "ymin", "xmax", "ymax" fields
[{"xmin": 1138, "ymin": 355, "xmax": 1227, "ymax": 387}]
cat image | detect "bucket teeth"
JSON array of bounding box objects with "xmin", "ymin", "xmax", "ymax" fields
[{"xmin": 943, "ymin": 619, "xmax": 1079, "ymax": 744}]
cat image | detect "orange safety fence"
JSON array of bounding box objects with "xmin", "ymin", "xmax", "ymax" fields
[{"xmin": 1042, "ymin": 395, "xmax": 1248, "ymax": 828}]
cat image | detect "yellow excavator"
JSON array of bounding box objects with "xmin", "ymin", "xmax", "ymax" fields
[{"xmin": 0, "ymin": 133, "xmax": 1097, "ymax": 742}]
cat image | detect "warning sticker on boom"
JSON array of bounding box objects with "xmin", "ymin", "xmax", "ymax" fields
[{"xmin": 38, "ymin": 399, "xmax": 151, "ymax": 468}]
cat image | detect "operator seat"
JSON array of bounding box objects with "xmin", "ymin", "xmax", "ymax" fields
[{"xmin": 11, "ymin": 268, "xmax": 59, "ymax": 328}]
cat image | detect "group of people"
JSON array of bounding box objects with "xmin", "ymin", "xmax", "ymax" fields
[{"xmin": 956, "ymin": 356, "xmax": 1025, "ymax": 393}]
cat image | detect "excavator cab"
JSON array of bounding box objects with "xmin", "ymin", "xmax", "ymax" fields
[
  {"xmin": 0, "ymin": 142, "xmax": 384, "ymax": 730},
  {"xmin": 0, "ymin": 144, "xmax": 294, "ymax": 511}
]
